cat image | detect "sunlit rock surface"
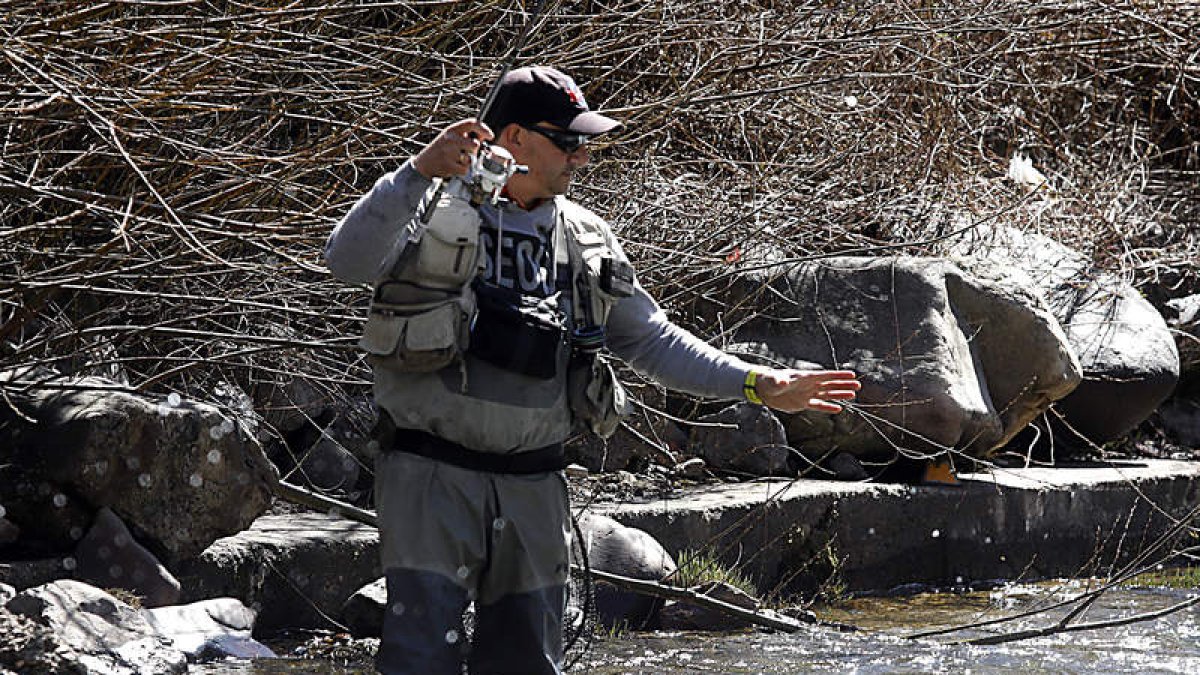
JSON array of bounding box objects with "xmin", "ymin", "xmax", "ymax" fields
[
  {"xmin": 175, "ymin": 511, "xmax": 379, "ymax": 632},
  {"xmin": 142, "ymin": 597, "xmax": 275, "ymax": 660},
  {"xmin": 600, "ymin": 459, "xmax": 1200, "ymax": 597},
  {"xmin": 947, "ymin": 225, "xmax": 1180, "ymax": 448},
  {"xmin": 5, "ymin": 579, "xmax": 187, "ymax": 674}
]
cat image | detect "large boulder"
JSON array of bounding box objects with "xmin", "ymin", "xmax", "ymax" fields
[
  {"xmin": 725, "ymin": 256, "xmax": 1080, "ymax": 460},
  {"xmin": 174, "ymin": 512, "xmax": 380, "ymax": 633},
  {"xmin": 947, "ymin": 226, "xmax": 1180, "ymax": 448},
  {"xmin": 5, "ymin": 579, "xmax": 187, "ymax": 674},
  {"xmin": 0, "ymin": 372, "xmax": 278, "ymax": 563}
]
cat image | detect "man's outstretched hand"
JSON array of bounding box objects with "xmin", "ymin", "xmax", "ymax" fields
[{"xmin": 755, "ymin": 369, "xmax": 861, "ymax": 414}]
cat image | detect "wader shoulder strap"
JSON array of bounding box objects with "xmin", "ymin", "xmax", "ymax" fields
[{"xmin": 560, "ymin": 207, "xmax": 596, "ymax": 330}]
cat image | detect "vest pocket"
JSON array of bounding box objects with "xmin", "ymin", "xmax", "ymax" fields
[
  {"xmin": 468, "ymin": 281, "xmax": 566, "ymax": 380},
  {"xmin": 414, "ymin": 193, "xmax": 481, "ymax": 286},
  {"xmin": 360, "ymin": 291, "xmax": 475, "ymax": 373},
  {"xmin": 567, "ymin": 354, "xmax": 630, "ymax": 438}
]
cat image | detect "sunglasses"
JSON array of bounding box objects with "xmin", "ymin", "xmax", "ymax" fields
[{"xmin": 521, "ymin": 124, "xmax": 591, "ymax": 154}]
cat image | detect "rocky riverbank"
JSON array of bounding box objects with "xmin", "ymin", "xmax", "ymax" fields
[{"xmin": 7, "ymin": 457, "xmax": 1199, "ymax": 673}]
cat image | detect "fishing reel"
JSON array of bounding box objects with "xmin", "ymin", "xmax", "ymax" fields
[
  {"xmin": 409, "ymin": 142, "xmax": 525, "ymax": 251},
  {"xmin": 455, "ymin": 143, "xmax": 526, "ymax": 207}
]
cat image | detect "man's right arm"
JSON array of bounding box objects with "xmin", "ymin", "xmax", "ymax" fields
[
  {"xmin": 324, "ymin": 119, "xmax": 493, "ymax": 284},
  {"xmin": 323, "ymin": 161, "xmax": 433, "ymax": 284}
]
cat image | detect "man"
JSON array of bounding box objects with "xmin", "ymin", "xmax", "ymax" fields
[{"xmin": 325, "ymin": 66, "xmax": 860, "ymax": 674}]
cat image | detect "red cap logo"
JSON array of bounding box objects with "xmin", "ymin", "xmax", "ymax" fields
[{"xmin": 566, "ymin": 83, "xmax": 587, "ymax": 108}]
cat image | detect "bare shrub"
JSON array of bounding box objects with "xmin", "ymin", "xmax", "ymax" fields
[{"xmin": 2, "ymin": 1, "xmax": 1196, "ymax": 460}]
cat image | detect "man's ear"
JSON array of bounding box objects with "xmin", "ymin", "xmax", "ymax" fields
[
  {"xmin": 496, "ymin": 123, "xmax": 522, "ymax": 150},
  {"xmin": 495, "ymin": 123, "xmax": 530, "ymax": 162}
]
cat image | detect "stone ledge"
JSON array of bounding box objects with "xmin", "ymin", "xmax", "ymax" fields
[{"xmin": 594, "ymin": 460, "xmax": 1200, "ymax": 595}]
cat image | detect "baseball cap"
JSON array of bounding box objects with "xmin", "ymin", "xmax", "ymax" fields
[{"xmin": 483, "ymin": 66, "xmax": 622, "ymax": 136}]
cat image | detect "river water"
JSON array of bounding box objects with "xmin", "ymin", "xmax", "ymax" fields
[{"xmin": 194, "ymin": 580, "xmax": 1200, "ymax": 674}]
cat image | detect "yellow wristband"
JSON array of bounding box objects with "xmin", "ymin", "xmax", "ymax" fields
[{"xmin": 743, "ymin": 370, "xmax": 764, "ymax": 405}]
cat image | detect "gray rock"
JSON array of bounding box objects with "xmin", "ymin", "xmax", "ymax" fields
[
  {"xmin": 0, "ymin": 583, "xmax": 13, "ymax": 605},
  {"xmin": 0, "ymin": 373, "xmax": 278, "ymax": 563},
  {"xmin": 251, "ymin": 376, "xmax": 332, "ymax": 435},
  {"xmin": 823, "ymin": 452, "xmax": 869, "ymax": 481},
  {"xmin": 0, "ymin": 463, "xmax": 94, "ymax": 551},
  {"xmin": 689, "ymin": 403, "xmax": 793, "ymax": 477},
  {"xmin": 578, "ymin": 513, "xmax": 676, "ymax": 630},
  {"xmin": 142, "ymin": 597, "xmax": 275, "ymax": 660},
  {"xmin": 339, "ymin": 577, "xmax": 387, "ymax": 638},
  {"xmin": 1166, "ymin": 294, "xmax": 1200, "ymax": 381},
  {"xmin": 5, "ymin": 579, "xmax": 186, "ymax": 674},
  {"xmin": 0, "ymin": 558, "xmax": 70, "ymax": 595},
  {"xmin": 727, "ymin": 256, "xmax": 1080, "ymax": 459},
  {"xmin": 0, "ymin": 516, "xmax": 18, "ymax": 546},
  {"xmin": 293, "ymin": 432, "xmax": 362, "ymax": 493},
  {"xmin": 566, "ymin": 414, "xmax": 688, "ymax": 472},
  {"xmin": 1156, "ymin": 397, "xmax": 1200, "ymax": 448},
  {"xmin": 672, "ymin": 457, "xmax": 707, "ymax": 480},
  {"xmin": 948, "ymin": 225, "xmax": 1179, "ymax": 447},
  {"xmin": 564, "ymin": 463, "xmax": 590, "ymax": 479},
  {"xmin": 75, "ymin": 507, "xmax": 181, "ymax": 608},
  {"xmin": 1167, "ymin": 294, "xmax": 1200, "ymax": 326},
  {"xmin": 194, "ymin": 633, "xmax": 277, "ymax": 660},
  {"xmin": 0, "ymin": 606, "xmax": 87, "ymax": 675},
  {"xmin": 174, "ymin": 512, "xmax": 379, "ymax": 633}
]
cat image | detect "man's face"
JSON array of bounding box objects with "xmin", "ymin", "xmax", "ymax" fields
[{"xmin": 501, "ymin": 122, "xmax": 591, "ymax": 203}]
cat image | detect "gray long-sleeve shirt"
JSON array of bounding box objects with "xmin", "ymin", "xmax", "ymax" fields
[{"xmin": 325, "ymin": 161, "xmax": 752, "ymax": 452}]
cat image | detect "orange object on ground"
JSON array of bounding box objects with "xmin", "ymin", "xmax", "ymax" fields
[{"xmin": 921, "ymin": 458, "xmax": 960, "ymax": 486}]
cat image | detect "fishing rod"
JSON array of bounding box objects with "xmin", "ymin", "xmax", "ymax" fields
[
  {"xmin": 478, "ymin": 0, "xmax": 551, "ymax": 125},
  {"xmin": 407, "ymin": 0, "xmax": 552, "ymax": 247}
]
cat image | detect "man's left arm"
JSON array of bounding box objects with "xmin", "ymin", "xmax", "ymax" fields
[{"xmin": 605, "ymin": 282, "xmax": 860, "ymax": 414}]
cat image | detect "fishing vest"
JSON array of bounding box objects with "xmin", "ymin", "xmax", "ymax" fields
[{"xmin": 359, "ymin": 183, "xmax": 631, "ymax": 445}]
